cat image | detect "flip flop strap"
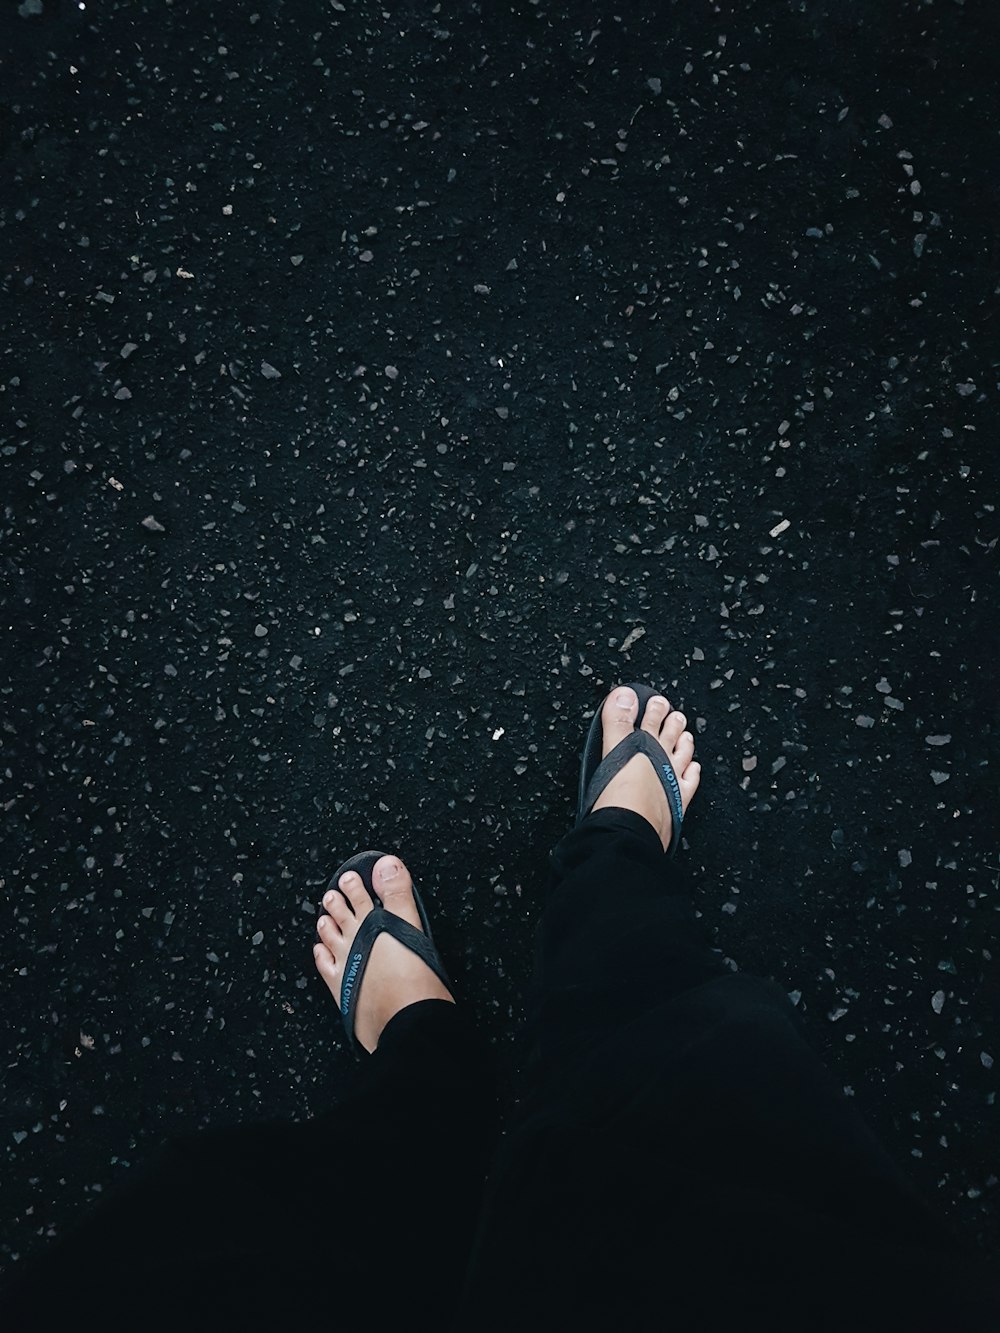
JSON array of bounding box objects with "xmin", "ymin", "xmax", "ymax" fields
[
  {"xmin": 339, "ymin": 910, "xmax": 452, "ymax": 1053},
  {"xmin": 578, "ymin": 728, "xmax": 684, "ymax": 856}
]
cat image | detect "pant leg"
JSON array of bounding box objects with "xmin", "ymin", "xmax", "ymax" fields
[
  {"xmin": 3, "ymin": 999, "xmax": 500, "ymax": 1333},
  {"xmin": 457, "ymin": 809, "xmax": 998, "ymax": 1332}
]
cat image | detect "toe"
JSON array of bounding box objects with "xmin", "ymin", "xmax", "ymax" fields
[
  {"xmin": 672, "ymin": 728, "xmax": 695, "ymax": 770},
  {"xmin": 313, "ymin": 941, "xmax": 342, "ymax": 999},
  {"xmin": 334, "ymin": 870, "xmax": 372, "ymax": 920},
  {"xmin": 373, "ymin": 854, "xmax": 410, "ymax": 889},
  {"xmin": 372, "ymin": 855, "xmax": 423, "ymax": 930},
  {"xmin": 682, "ymin": 759, "xmax": 702, "ymax": 796},
  {"xmin": 660, "ymin": 708, "xmax": 687, "ymax": 748},
  {"xmin": 601, "ymin": 685, "xmax": 639, "ymax": 754},
  {"xmin": 323, "ymin": 885, "xmax": 355, "ymax": 931},
  {"xmin": 317, "ymin": 912, "xmax": 341, "ymax": 944},
  {"xmin": 642, "ymin": 694, "xmax": 670, "ymax": 735}
]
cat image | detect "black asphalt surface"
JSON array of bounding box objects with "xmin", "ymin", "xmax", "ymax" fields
[{"xmin": 2, "ymin": 0, "xmax": 997, "ymax": 1273}]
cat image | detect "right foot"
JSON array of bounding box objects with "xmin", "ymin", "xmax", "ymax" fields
[{"xmin": 589, "ymin": 685, "xmax": 701, "ymax": 851}]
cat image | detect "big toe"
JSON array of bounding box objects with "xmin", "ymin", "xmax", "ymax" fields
[
  {"xmin": 601, "ymin": 685, "xmax": 639, "ymax": 755},
  {"xmin": 371, "ymin": 854, "xmax": 423, "ymax": 930}
]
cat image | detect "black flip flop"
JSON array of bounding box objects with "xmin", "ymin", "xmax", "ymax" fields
[
  {"xmin": 575, "ymin": 681, "xmax": 686, "ymax": 857},
  {"xmin": 320, "ymin": 850, "xmax": 452, "ymax": 1057}
]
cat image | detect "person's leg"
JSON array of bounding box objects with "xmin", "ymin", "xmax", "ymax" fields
[
  {"xmin": 4, "ymin": 856, "xmax": 500, "ymax": 1333},
  {"xmin": 522, "ymin": 803, "xmax": 965, "ymax": 1248},
  {"xmin": 519, "ymin": 803, "xmax": 732, "ymax": 1077},
  {"xmin": 457, "ymin": 688, "xmax": 997, "ymax": 1332}
]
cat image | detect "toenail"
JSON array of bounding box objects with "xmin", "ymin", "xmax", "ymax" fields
[
  {"xmin": 377, "ymin": 858, "xmax": 401, "ymax": 882},
  {"xmin": 339, "ymin": 873, "xmax": 354, "ymax": 887},
  {"xmin": 615, "ymin": 690, "xmax": 634, "ymax": 707},
  {"xmin": 324, "ymin": 890, "xmax": 335, "ymax": 905}
]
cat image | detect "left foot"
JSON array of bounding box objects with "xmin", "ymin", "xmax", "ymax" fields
[{"xmin": 314, "ymin": 854, "xmax": 454, "ymax": 1053}]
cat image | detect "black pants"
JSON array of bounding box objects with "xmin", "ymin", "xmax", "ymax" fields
[{"xmin": 5, "ymin": 810, "xmax": 997, "ymax": 1331}]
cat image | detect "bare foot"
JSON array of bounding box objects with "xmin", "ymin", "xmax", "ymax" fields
[
  {"xmin": 313, "ymin": 855, "xmax": 453, "ymax": 1052},
  {"xmin": 590, "ymin": 685, "xmax": 701, "ymax": 851}
]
